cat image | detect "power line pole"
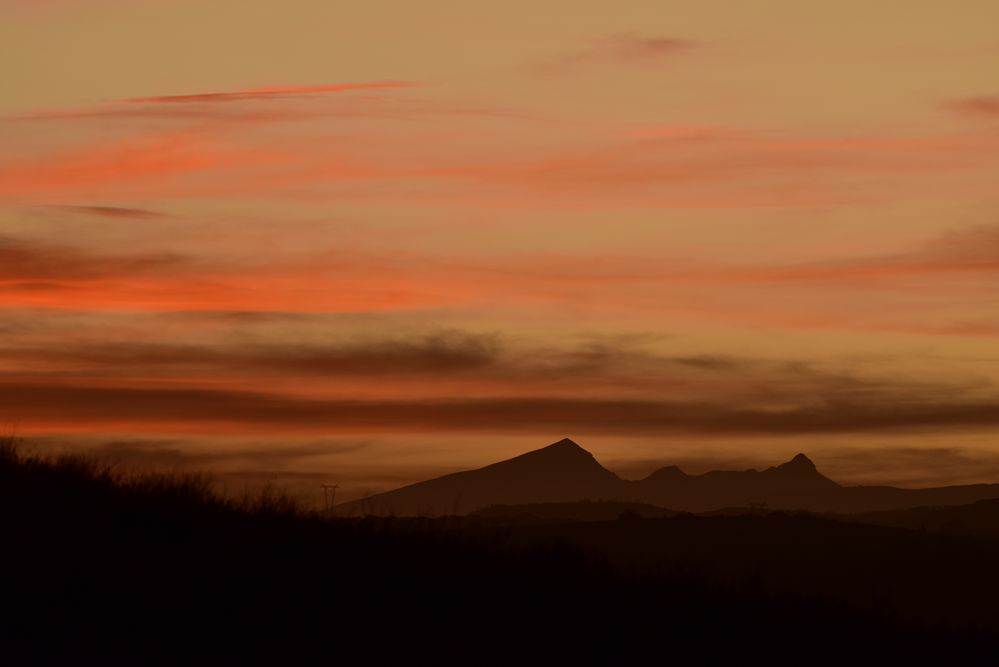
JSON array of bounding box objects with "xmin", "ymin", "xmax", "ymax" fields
[{"xmin": 321, "ymin": 483, "xmax": 339, "ymax": 518}]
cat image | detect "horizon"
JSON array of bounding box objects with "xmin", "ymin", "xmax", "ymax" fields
[
  {"xmin": 2, "ymin": 0, "xmax": 999, "ymax": 504},
  {"xmin": 17, "ymin": 432, "xmax": 999, "ymax": 507}
]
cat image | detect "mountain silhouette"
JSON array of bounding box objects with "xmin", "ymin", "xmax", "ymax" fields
[
  {"xmin": 348, "ymin": 438, "xmax": 620, "ymax": 516},
  {"xmin": 339, "ymin": 438, "xmax": 999, "ymax": 516},
  {"xmin": 630, "ymin": 451, "xmax": 843, "ymax": 511}
]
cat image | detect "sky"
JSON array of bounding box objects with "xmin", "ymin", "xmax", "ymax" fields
[{"xmin": 2, "ymin": 0, "xmax": 999, "ymax": 501}]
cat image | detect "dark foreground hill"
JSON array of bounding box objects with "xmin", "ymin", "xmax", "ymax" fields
[
  {"xmin": 339, "ymin": 438, "xmax": 999, "ymax": 515},
  {"xmin": 471, "ymin": 499, "xmax": 677, "ymax": 523},
  {"xmin": 843, "ymin": 498, "xmax": 999, "ymax": 541},
  {"xmin": 3, "ymin": 441, "xmax": 998, "ymax": 665}
]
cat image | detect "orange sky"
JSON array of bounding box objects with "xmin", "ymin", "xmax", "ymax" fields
[{"xmin": 2, "ymin": 0, "xmax": 999, "ymax": 501}]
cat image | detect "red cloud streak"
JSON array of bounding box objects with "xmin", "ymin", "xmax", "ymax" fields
[{"xmin": 126, "ymin": 81, "xmax": 417, "ymax": 104}]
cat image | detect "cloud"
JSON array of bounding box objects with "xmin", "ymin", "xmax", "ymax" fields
[
  {"xmin": 10, "ymin": 82, "xmax": 416, "ymax": 120},
  {"xmin": 6, "ymin": 81, "xmax": 994, "ymax": 211},
  {"xmin": 0, "ymin": 330, "xmax": 943, "ymax": 407},
  {"xmin": 83, "ymin": 438, "xmax": 370, "ymax": 468},
  {"xmin": 698, "ymin": 225, "xmax": 999, "ymax": 284},
  {"xmin": 807, "ymin": 446, "xmax": 999, "ymax": 488},
  {"xmin": 922, "ymin": 225, "xmax": 999, "ymax": 264},
  {"xmin": 0, "ymin": 236, "xmax": 187, "ymax": 281},
  {"xmin": 125, "ymin": 82, "xmax": 417, "ymax": 104},
  {"xmin": 0, "ymin": 224, "xmax": 995, "ymax": 332},
  {"xmin": 7, "ymin": 323, "xmax": 990, "ymax": 436},
  {"xmin": 421, "ymin": 125, "xmax": 994, "ymax": 210},
  {"xmin": 0, "ymin": 130, "xmax": 290, "ymax": 201},
  {"xmin": 4, "ymin": 332, "xmax": 501, "ymax": 377},
  {"xmin": 532, "ymin": 33, "xmax": 696, "ymax": 73},
  {"xmin": 7, "ymin": 222, "xmax": 994, "ymax": 296},
  {"xmin": 0, "ymin": 240, "xmax": 461, "ymax": 313},
  {"xmin": 4, "ymin": 379, "xmax": 999, "ymax": 437},
  {"xmin": 14, "ymin": 106, "xmax": 321, "ymax": 124},
  {"xmin": 49, "ymin": 205, "xmax": 166, "ymax": 219},
  {"xmin": 589, "ymin": 33, "xmax": 697, "ymax": 62},
  {"xmin": 9, "ymin": 81, "xmax": 444, "ymax": 125},
  {"xmin": 948, "ymin": 96, "xmax": 999, "ymax": 117}
]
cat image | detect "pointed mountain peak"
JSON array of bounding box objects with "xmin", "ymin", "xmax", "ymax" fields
[
  {"xmin": 501, "ymin": 438, "xmax": 598, "ymax": 465},
  {"xmin": 547, "ymin": 437, "xmax": 585, "ymax": 451},
  {"xmin": 645, "ymin": 465, "xmax": 689, "ymax": 483},
  {"xmin": 486, "ymin": 437, "xmax": 618, "ymax": 481},
  {"xmin": 781, "ymin": 453, "xmax": 817, "ymax": 471},
  {"xmin": 765, "ymin": 452, "xmax": 840, "ymax": 488},
  {"xmin": 528, "ymin": 438, "xmax": 599, "ymax": 464}
]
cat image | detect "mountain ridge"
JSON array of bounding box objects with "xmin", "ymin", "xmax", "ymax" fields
[{"xmin": 339, "ymin": 438, "xmax": 999, "ymax": 516}]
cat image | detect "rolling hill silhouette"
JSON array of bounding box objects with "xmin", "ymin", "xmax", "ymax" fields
[
  {"xmin": 843, "ymin": 498, "xmax": 999, "ymax": 541},
  {"xmin": 341, "ymin": 438, "xmax": 999, "ymax": 516}
]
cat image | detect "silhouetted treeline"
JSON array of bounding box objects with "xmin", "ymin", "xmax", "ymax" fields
[{"xmin": 2, "ymin": 440, "xmax": 997, "ymax": 665}]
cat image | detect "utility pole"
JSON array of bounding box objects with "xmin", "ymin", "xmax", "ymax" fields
[{"xmin": 321, "ymin": 483, "xmax": 339, "ymax": 518}]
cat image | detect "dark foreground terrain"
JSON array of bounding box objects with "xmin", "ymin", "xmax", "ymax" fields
[{"xmin": 3, "ymin": 441, "xmax": 998, "ymax": 665}]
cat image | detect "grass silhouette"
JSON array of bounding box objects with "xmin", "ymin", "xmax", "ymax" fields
[{"xmin": 2, "ymin": 436, "xmax": 997, "ymax": 664}]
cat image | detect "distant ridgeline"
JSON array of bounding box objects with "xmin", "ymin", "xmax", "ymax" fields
[{"xmin": 339, "ymin": 438, "xmax": 999, "ymax": 516}]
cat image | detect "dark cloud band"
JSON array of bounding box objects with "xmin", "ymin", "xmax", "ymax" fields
[{"xmin": 4, "ymin": 382, "xmax": 999, "ymax": 436}]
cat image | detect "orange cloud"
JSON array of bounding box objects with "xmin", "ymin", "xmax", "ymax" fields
[
  {"xmin": 125, "ymin": 81, "xmax": 417, "ymax": 104},
  {"xmin": 46, "ymin": 205, "xmax": 166, "ymax": 219},
  {"xmin": 1, "ymin": 223, "xmax": 996, "ymax": 332},
  {"xmin": 6, "ymin": 80, "xmax": 997, "ymax": 210},
  {"xmin": 948, "ymin": 96, "xmax": 999, "ymax": 117},
  {"xmin": 0, "ymin": 131, "xmax": 289, "ymax": 201},
  {"xmin": 691, "ymin": 226, "xmax": 999, "ymax": 285},
  {"xmin": 5, "ymin": 382, "xmax": 999, "ymax": 437},
  {"xmin": 0, "ymin": 236, "xmax": 185, "ymax": 281},
  {"xmin": 0, "ymin": 274, "xmax": 457, "ymax": 314}
]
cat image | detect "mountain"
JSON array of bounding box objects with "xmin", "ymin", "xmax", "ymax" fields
[
  {"xmin": 344, "ymin": 438, "xmax": 620, "ymax": 516},
  {"xmin": 337, "ymin": 438, "xmax": 999, "ymax": 516},
  {"xmin": 628, "ymin": 451, "xmax": 842, "ymax": 512}
]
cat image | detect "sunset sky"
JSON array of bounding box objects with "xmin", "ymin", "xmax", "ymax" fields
[{"xmin": 3, "ymin": 0, "xmax": 999, "ymax": 500}]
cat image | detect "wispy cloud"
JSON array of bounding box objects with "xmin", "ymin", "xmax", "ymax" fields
[
  {"xmin": 125, "ymin": 81, "xmax": 417, "ymax": 104},
  {"xmin": 587, "ymin": 33, "xmax": 697, "ymax": 62},
  {"xmin": 6, "ymin": 79, "xmax": 995, "ymax": 211},
  {"xmin": 692, "ymin": 225, "xmax": 999, "ymax": 284},
  {"xmin": 1, "ymin": 332, "xmax": 502, "ymax": 378},
  {"xmin": 0, "ymin": 235, "xmax": 187, "ymax": 281},
  {"xmin": 0, "ymin": 236, "xmax": 462, "ymax": 313},
  {"xmin": 532, "ymin": 33, "xmax": 696, "ymax": 74},
  {"xmin": 10, "ymin": 81, "xmax": 436, "ymax": 124},
  {"xmin": 1, "ymin": 326, "xmax": 994, "ymax": 438},
  {"xmin": 47, "ymin": 205, "xmax": 166, "ymax": 219},
  {"xmin": 1, "ymin": 222, "xmax": 996, "ymax": 331},
  {"xmin": 0, "ymin": 130, "xmax": 288, "ymax": 201},
  {"xmin": 4, "ymin": 381, "xmax": 999, "ymax": 437},
  {"xmin": 813, "ymin": 446, "xmax": 999, "ymax": 488},
  {"xmin": 948, "ymin": 96, "xmax": 999, "ymax": 117}
]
